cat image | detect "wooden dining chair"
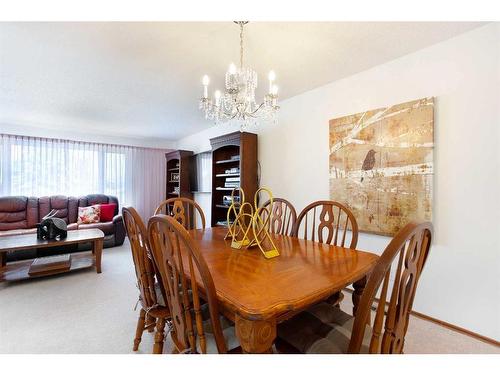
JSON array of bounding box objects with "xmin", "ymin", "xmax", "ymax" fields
[
  {"xmin": 147, "ymin": 214, "xmax": 239, "ymax": 354},
  {"xmin": 261, "ymin": 198, "xmax": 297, "ymax": 236},
  {"xmin": 294, "ymin": 200, "xmax": 358, "ymax": 248},
  {"xmin": 294, "ymin": 200, "xmax": 359, "ymax": 304},
  {"xmin": 122, "ymin": 207, "xmax": 171, "ymax": 354},
  {"xmin": 154, "ymin": 197, "xmax": 206, "ymax": 230},
  {"xmin": 276, "ymin": 221, "xmax": 433, "ymax": 354}
]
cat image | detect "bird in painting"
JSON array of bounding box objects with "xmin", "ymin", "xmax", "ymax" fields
[{"xmin": 360, "ymin": 149, "xmax": 377, "ymax": 182}]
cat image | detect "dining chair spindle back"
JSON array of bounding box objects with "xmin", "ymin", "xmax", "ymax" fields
[
  {"xmin": 261, "ymin": 198, "xmax": 297, "ymax": 236},
  {"xmin": 295, "ymin": 200, "xmax": 358, "ymax": 248},
  {"xmin": 154, "ymin": 197, "xmax": 206, "ymax": 230},
  {"xmin": 147, "ymin": 214, "xmax": 230, "ymax": 354},
  {"xmin": 277, "ymin": 221, "xmax": 433, "ymax": 354}
]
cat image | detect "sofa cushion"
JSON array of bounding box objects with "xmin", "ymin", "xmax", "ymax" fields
[
  {"xmin": 67, "ymin": 223, "xmax": 78, "ymax": 231},
  {"xmin": 26, "ymin": 197, "xmax": 39, "ymax": 228},
  {"xmin": 79, "ymin": 194, "xmax": 109, "ymax": 208},
  {"xmin": 77, "ymin": 205, "xmax": 101, "ymax": 224},
  {"xmin": 0, "ymin": 196, "xmax": 26, "ymax": 212},
  {"xmin": 0, "ymin": 196, "xmax": 39, "ymax": 230},
  {"xmin": 78, "ymin": 221, "xmax": 114, "ymax": 235},
  {"xmin": 67, "ymin": 197, "xmax": 79, "ymax": 223},
  {"xmin": 38, "ymin": 196, "xmax": 79, "ymax": 224},
  {"xmin": 100, "ymin": 203, "xmax": 117, "ymax": 222}
]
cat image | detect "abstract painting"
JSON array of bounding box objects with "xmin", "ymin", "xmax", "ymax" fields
[{"xmin": 329, "ymin": 97, "xmax": 434, "ymax": 236}]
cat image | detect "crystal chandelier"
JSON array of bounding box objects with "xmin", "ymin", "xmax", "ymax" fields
[{"xmin": 199, "ymin": 21, "xmax": 279, "ymax": 128}]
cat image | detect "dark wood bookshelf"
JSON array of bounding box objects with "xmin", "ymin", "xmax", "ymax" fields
[
  {"xmin": 165, "ymin": 150, "xmax": 193, "ymax": 201},
  {"xmin": 210, "ymin": 131, "xmax": 258, "ymax": 227}
]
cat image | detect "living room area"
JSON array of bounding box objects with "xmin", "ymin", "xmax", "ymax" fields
[{"xmin": 1, "ymin": 1, "xmax": 499, "ymax": 373}]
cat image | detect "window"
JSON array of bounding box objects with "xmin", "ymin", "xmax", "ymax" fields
[
  {"xmin": 0, "ymin": 134, "xmax": 166, "ymax": 218},
  {"xmin": 6, "ymin": 143, "xmax": 110, "ymax": 198},
  {"xmin": 104, "ymin": 152, "xmax": 125, "ymax": 203}
]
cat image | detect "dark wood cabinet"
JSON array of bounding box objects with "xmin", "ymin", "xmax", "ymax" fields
[
  {"xmin": 165, "ymin": 150, "xmax": 193, "ymax": 200},
  {"xmin": 210, "ymin": 131, "xmax": 258, "ymax": 227}
]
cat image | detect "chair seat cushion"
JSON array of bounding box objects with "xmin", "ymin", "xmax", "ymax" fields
[
  {"xmin": 277, "ymin": 302, "xmax": 371, "ymax": 354},
  {"xmin": 154, "ymin": 282, "xmax": 167, "ymax": 307}
]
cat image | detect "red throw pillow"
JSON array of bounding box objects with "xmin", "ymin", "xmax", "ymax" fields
[{"xmin": 100, "ymin": 203, "xmax": 117, "ymax": 222}]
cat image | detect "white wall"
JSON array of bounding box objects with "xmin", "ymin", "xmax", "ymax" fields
[{"xmin": 177, "ymin": 23, "xmax": 500, "ymax": 340}]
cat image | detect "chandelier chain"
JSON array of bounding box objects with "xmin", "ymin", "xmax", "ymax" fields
[{"xmin": 239, "ymin": 22, "xmax": 244, "ymax": 68}]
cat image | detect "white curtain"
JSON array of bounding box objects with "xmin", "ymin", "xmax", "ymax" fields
[
  {"xmin": 0, "ymin": 134, "xmax": 166, "ymax": 219},
  {"xmin": 194, "ymin": 151, "xmax": 212, "ymax": 193}
]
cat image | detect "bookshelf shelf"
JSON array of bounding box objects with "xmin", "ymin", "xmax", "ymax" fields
[
  {"xmin": 215, "ymin": 158, "xmax": 241, "ymax": 164},
  {"xmin": 210, "ymin": 131, "xmax": 257, "ymax": 227},
  {"xmin": 215, "ymin": 173, "xmax": 240, "ymax": 177},
  {"xmin": 165, "ymin": 150, "xmax": 193, "ymax": 201}
]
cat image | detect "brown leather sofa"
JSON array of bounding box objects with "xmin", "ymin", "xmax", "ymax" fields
[{"xmin": 0, "ymin": 194, "xmax": 126, "ymax": 262}]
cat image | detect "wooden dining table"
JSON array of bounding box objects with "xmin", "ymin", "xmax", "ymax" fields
[{"xmin": 187, "ymin": 227, "xmax": 379, "ymax": 353}]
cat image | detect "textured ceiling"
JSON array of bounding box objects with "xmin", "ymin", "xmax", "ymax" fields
[{"xmin": 0, "ymin": 22, "xmax": 485, "ymax": 141}]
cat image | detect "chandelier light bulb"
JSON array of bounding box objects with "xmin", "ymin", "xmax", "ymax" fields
[
  {"xmin": 271, "ymin": 84, "xmax": 279, "ymax": 96},
  {"xmin": 229, "ymin": 63, "xmax": 237, "ymax": 74},
  {"xmin": 214, "ymin": 90, "xmax": 221, "ymax": 106},
  {"xmin": 268, "ymin": 70, "xmax": 276, "ymax": 93},
  {"xmin": 202, "ymin": 75, "xmax": 210, "ymax": 98}
]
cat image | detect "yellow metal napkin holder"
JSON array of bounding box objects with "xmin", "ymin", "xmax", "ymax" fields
[{"xmin": 224, "ymin": 187, "xmax": 279, "ymax": 259}]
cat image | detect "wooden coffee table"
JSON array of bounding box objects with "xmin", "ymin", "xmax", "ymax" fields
[{"xmin": 0, "ymin": 229, "xmax": 104, "ymax": 282}]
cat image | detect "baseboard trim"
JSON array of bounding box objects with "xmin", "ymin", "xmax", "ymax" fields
[{"xmin": 342, "ymin": 288, "xmax": 500, "ymax": 348}]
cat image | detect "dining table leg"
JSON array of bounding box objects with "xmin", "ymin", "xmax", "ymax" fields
[
  {"xmin": 235, "ymin": 314, "xmax": 276, "ymax": 354},
  {"xmin": 352, "ymin": 275, "xmax": 367, "ymax": 316}
]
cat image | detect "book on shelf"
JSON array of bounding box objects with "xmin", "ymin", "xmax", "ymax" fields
[
  {"xmin": 225, "ymin": 167, "xmax": 240, "ymax": 174},
  {"xmin": 225, "ymin": 177, "xmax": 240, "ymax": 182},
  {"xmin": 223, "ymin": 195, "xmax": 240, "ymax": 205},
  {"xmin": 216, "ymin": 220, "xmax": 233, "ymax": 227},
  {"xmin": 224, "ymin": 183, "xmax": 239, "ymax": 188}
]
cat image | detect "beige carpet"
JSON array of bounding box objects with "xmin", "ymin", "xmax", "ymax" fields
[{"xmin": 0, "ymin": 241, "xmax": 498, "ymax": 354}]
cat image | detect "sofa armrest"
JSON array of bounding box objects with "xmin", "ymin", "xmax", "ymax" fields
[{"xmin": 112, "ymin": 214, "xmax": 126, "ymax": 246}]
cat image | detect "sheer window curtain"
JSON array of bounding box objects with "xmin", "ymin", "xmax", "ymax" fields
[{"xmin": 0, "ymin": 134, "xmax": 166, "ymax": 219}]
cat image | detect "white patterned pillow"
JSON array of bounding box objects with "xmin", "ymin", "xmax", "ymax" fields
[{"xmin": 77, "ymin": 205, "xmax": 101, "ymax": 224}]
